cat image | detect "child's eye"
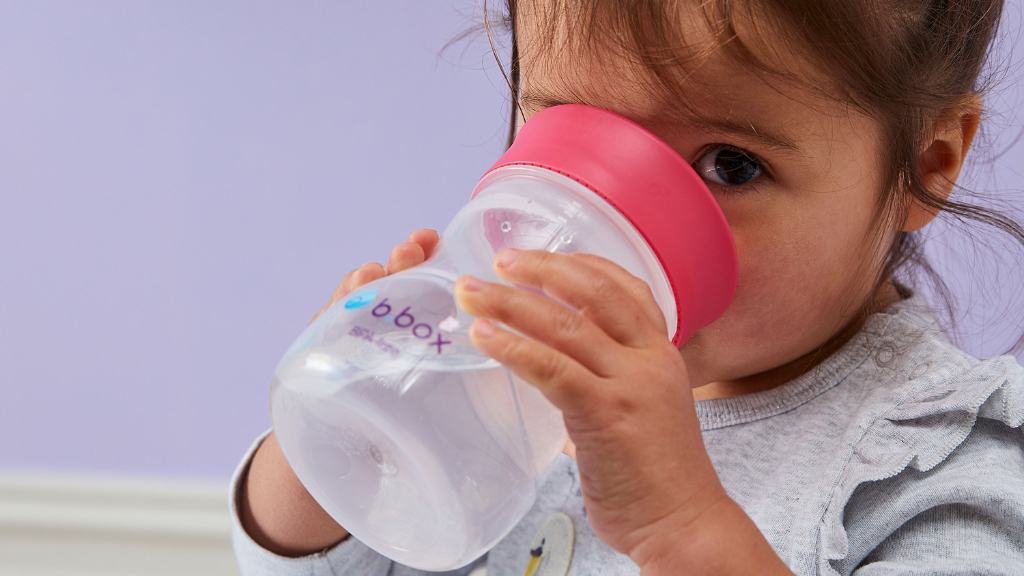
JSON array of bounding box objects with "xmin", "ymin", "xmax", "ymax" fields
[{"xmin": 694, "ymin": 146, "xmax": 766, "ymax": 187}]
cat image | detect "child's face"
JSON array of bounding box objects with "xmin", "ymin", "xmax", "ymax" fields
[{"xmin": 517, "ymin": 6, "xmax": 901, "ymax": 387}]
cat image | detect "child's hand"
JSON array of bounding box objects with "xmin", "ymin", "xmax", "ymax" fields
[
  {"xmin": 311, "ymin": 228, "xmax": 440, "ymax": 322},
  {"xmin": 454, "ymin": 249, "xmax": 791, "ymax": 574},
  {"xmin": 242, "ymin": 228, "xmax": 440, "ymax": 557}
]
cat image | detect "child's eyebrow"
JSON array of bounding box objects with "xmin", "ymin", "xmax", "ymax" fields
[
  {"xmin": 520, "ymin": 90, "xmax": 800, "ymax": 153},
  {"xmin": 684, "ymin": 116, "xmax": 800, "ymax": 152}
]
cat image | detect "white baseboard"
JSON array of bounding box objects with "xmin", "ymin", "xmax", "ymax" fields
[
  {"xmin": 0, "ymin": 471, "xmax": 239, "ymax": 576},
  {"xmin": 0, "ymin": 471, "xmax": 491, "ymax": 576}
]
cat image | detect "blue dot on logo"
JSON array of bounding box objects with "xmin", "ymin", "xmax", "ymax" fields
[
  {"xmin": 385, "ymin": 315, "xmax": 394, "ymax": 322},
  {"xmin": 344, "ymin": 290, "xmax": 377, "ymax": 310}
]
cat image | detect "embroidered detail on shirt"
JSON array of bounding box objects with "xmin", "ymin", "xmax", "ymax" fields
[
  {"xmin": 874, "ymin": 341, "xmax": 897, "ymax": 367},
  {"xmin": 909, "ymin": 362, "xmax": 930, "ymax": 380},
  {"xmin": 523, "ymin": 512, "xmax": 575, "ymax": 576}
]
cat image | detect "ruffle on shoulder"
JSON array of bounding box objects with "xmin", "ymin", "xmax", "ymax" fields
[{"xmin": 817, "ymin": 327, "xmax": 1024, "ymax": 576}]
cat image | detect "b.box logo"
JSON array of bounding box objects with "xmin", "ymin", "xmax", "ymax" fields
[{"xmin": 370, "ymin": 298, "xmax": 451, "ymax": 354}]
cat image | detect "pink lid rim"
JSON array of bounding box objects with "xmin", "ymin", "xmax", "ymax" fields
[{"xmin": 471, "ymin": 105, "xmax": 738, "ymax": 346}]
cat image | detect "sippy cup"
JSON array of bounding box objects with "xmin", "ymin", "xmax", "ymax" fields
[{"xmin": 269, "ymin": 105, "xmax": 738, "ymax": 570}]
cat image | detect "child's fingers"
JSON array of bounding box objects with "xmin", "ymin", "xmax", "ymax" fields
[
  {"xmin": 562, "ymin": 437, "xmax": 578, "ymax": 461},
  {"xmin": 455, "ymin": 275, "xmax": 622, "ymax": 377},
  {"xmin": 469, "ymin": 318, "xmax": 597, "ymax": 413},
  {"xmin": 330, "ymin": 268, "xmax": 359, "ymax": 301},
  {"xmin": 385, "ymin": 229, "xmax": 440, "ymax": 274},
  {"xmin": 384, "ymin": 241, "xmax": 426, "ymax": 274},
  {"xmin": 407, "ymin": 228, "xmax": 440, "ymax": 258},
  {"xmin": 312, "ymin": 262, "xmax": 385, "ymax": 323},
  {"xmin": 493, "ymin": 250, "xmax": 664, "ymax": 348},
  {"xmin": 568, "ymin": 253, "xmax": 668, "ymax": 335},
  {"xmin": 346, "ymin": 262, "xmax": 386, "ymax": 292},
  {"xmin": 311, "ymin": 228, "xmax": 436, "ymax": 325}
]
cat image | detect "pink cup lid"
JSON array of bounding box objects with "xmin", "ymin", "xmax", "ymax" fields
[{"xmin": 472, "ymin": 105, "xmax": 738, "ymax": 345}]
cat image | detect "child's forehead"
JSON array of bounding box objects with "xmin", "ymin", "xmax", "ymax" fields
[
  {"xmin": 515, "ymin": 1, "xmax": 885, "ymax": 160},
  {"xmin": 519, "ymin": 83, "xmax": 805, "ymax": 154},
  {"xmin": 521, "ymin": 2, "xmax": 806, "ymax": 60},
  {"xmin": 517, "ymin": 46, "xmax": 851, "ymax": 157},
  {"xmin": 517, "ymin": 0, "xmax": 835, "ymax": 116}
]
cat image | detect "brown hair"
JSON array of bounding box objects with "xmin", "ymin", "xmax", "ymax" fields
[{"xmin": 473, "ymin": 0, "xmax": 1024, "ymax": 354}]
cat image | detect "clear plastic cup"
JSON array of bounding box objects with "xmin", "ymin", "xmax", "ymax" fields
[{"xmin": 270, "ymin": 105, "xmax": 737, "ymax": 571}]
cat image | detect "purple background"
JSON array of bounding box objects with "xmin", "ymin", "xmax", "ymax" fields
[{"xmin": 0, "ymin": 1, "xmax": 1021, "ymax": 480}]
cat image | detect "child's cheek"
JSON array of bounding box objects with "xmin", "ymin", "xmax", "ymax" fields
[{"xmin": 684, "ymin": 217, "xmax": 857, "ymax": 381}]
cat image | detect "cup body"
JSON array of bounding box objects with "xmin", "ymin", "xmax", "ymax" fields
[{"xmin": 270, "ymin": 165, "xmax": 675, "ymax": 570}]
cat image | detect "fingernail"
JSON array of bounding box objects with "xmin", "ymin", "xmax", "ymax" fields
[
  {"xmin": 472, "ymin": 319, "xmax": 495, "ymax": 338},
  {"xmin": 496, "ymin": 249, "xmax": 519, "ymax": 268},
  {"xmin": 461, "ymin": 275, "xmax": 485, "ymax": 292}
]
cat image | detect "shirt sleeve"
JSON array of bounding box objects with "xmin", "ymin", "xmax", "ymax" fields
[
  {"xmin": 229, "ymin": 430, "xmax": 488, "ymax": 576},
  {"xmin": 837, "ymin": 418, "xmax": 1024, "ymax": 575}
]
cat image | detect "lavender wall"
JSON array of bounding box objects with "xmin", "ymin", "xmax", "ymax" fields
[
  {"xmin": 0, "ymin": 1, "xmax": 508, "ymax": 479},
  {"xmin": 1, "ymin": 1, "xmax": 1021, "ymax": 480}
]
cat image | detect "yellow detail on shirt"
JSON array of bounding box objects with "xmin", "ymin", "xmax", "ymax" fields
[{"xmin": 523, "ymin": 512, "xmax": 574, "ymax": 576}]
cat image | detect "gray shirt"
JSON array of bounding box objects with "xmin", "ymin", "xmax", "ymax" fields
[{"xmin": 231, "ymin": 294, "xmax": 1024, "ymax": 575}]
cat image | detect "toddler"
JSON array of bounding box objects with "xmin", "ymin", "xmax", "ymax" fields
[{"xmin": 232, "ymin": 0, "xmax": 1024, "ymax": 574}]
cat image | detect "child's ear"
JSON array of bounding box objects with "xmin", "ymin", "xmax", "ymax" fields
[{"xmin": 903, "ymin": 95, "xmax": 982, "ymax": 232}]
